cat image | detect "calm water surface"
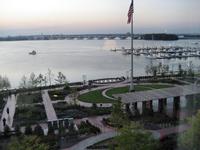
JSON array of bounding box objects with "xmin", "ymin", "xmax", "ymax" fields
[{"xmin": 0, "ymin": 39, "xmax": 200, "ymax": 87}]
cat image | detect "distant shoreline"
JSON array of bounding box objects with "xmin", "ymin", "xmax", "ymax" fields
[{"xmin": 0, "ymin": 33, "xmax": 200, "ymax": 42}]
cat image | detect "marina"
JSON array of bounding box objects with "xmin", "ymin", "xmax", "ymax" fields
[{"xmin": 110, "ymin": 45, "xmax": 200, "ymax": 59}]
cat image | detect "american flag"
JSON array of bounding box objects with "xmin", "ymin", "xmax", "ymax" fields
[{"xmin": 127, "ymin": 0, "xmax": 134, "ymax": 24}]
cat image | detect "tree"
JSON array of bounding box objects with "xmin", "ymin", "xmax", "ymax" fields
[
  {"xmin": 24, "ymin": 125, "xmax": 33, "ymax": 135},
  {"xmin": 0, "ymin": 75, "xmax": 11, "ymax": 90},
  {"xmin": 15, "ymin": 125, "xmax": 21, "ymax": 136},
  {"xmin": 114, "ymin": 123, "xmax": 158, "ymax": 150},
  {"xmin": 47, "ymin": 68, "xmax": 54, "ymax": 86},
  {"xmin": 178, "ymin": 64, "xmax": 183, "ymax": 76},
  {"xmin": 145, "ymin": 65, "xmax": 158, "ymax": 78},
  {"xmin": 178, "ymin": 110, "xmax": 200, "ymax": 150},
  {"xmin": 4, "ymin": 125, "xmax": 10, "ymax": 137},
  {"xmin": 55, "ymin": 72, "xmax": 67, "ymax": 84},
  {"xmin": 110, "ymin": 100, "xmax": 129, "ymax": 127},
  {"xmin": 37, "ymin": 74, "xmax": 44, "ymax": 87},
  {"xmin": 70, "ymin": 88, "xmax": 79, "ymax": 105},
  {"xmin": 19, "ymin": 75, "xmax": 28, "ymax": 88},
  {"xmin": 34, "ymin": 124, "xmax": 44, "ymax": 136},
  {"xmin": 187, "ymin": 61, "xmax": 194, "ymax": 77},
  {"xmin": 29, "ymin": 72, "xmax": 38, "ymax": 87},
  {"xmin": 43, "ymin": 76, "xmax": 48, "ymax": 86},
  {"xmin": 7, "ymin": 136, "xmax": 49, "ymax": 150}
]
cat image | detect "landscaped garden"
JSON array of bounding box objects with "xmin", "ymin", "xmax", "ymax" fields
[
  {"xmin": 17, "ymin": 92, "xmax": 43, "ymax": 105},
  {"xmin": 53, "ymin": 102, "xmax": 111, "ymax": 119},
  {"xmin": 14, "ymin": 104, "xmax": 47, "ymax": 126},
  {"xmin": 78, "ymin": 120, "xmax": 101, "ymax": 135}
]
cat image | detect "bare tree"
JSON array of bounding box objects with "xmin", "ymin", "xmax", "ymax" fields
[
  {"xmin": 47, "ymin": 68, "xmax": 54, "ymax": 86},
  {"xmin": 19, "ymin": 75, "xmax": 28, "ymax": 88},
  {"xmin": 0, "ymin": 75, "xmax": 11, "ymax": 90},
  {"xmin": 29, "ymin": 72, "xmax": 38, "ymax": 87},
  {"xmin": 55, "ymin": 72, "xmax": 67, "ymax": 84},
  {"xmin": 37, "ymin": 74, "xmax": 44, "ymax": 87}
]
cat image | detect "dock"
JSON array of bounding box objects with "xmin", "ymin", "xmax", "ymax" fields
[{"xmin": 110, "ymin": 46, "xmax": 200, "ymax": 59}]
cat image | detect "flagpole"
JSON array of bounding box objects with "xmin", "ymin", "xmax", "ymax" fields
[{"xmin": 130, "ymin": 0, "xmax": 134, "ymax": 92}]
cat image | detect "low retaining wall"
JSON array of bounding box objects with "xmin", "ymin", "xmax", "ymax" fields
[{"xmin": 77, "ymin": 100, "xmax": 112, "ymax": 108}]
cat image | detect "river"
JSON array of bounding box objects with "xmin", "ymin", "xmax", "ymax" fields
[{"xmin": 0, "ymin": 39, "xmax": 200, "ymax": 87}]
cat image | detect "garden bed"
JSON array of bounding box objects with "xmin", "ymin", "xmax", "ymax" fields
[
  {"xmin": 17, "ymin": 92, "xmax": 43, "ymax": 105},
  {"xmin": 53, "ymin": 102, "xmax": 112, "ymax": 119},
  {"xmin": 0, "ymin": 94, "xmax": 6, "ymax": 118},
  {"xmin": 14, "ymin": 104, "xmax": 47, "ymax": 126},
  {"xmin": 48, "ymin": 89, "xmax": 69, "ymax": 101}
]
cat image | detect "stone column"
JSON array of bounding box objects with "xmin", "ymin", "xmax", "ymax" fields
[
  {"xmin": 146, "ymin": 100, "xmax": 153, "ymax": 112},
  {"xmin": 125, "ymin": 103, "xmax": 130, "ymax": 113},
  {"xmin": 173, "ymin": 96, "xmax": 180, "ymax": 118},
  {"xmin": 131, "ymin": 102, "xmax": 139, "ymax": 116},
  {"xmin": 142, "ymin": 101, "xmax": 147, "ymax": 115},
  {"xmin": 158, "ymin": 98, "xmax": 167, "ymax": 114}
]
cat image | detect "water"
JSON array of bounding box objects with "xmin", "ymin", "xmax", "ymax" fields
[{"xmin": 0, "ymin": 39, "xmax": 200, "ymax": 88}]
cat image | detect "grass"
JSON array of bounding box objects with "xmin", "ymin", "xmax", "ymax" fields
[
  {"xmin": 106, "ymin": 84, "xmax": 173, "ymax": 98},
  {"xmin": 17, "ymin": 92, "xmax": 43, "ymax": 105},
  {"xmin": 78, "ymin": 84, "xmax": 173, "ymax": 104},
  {"xmin": 106, "ymin": 85, "xmax": 150, "ymax": 98},
  {"xmin": 78, "ymin": 89, "xmax": 116, "ymax": 103}
]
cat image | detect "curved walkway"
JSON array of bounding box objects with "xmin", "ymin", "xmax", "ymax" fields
[
  {"xmin": 64, "ymin": 123, "xmax": 189, "ymax": 150},
  {"xmin": 64, "ymin": 131, "xmax": 118, "ymax": 150}
]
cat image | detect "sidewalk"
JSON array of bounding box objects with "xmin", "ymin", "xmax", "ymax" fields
[
  {"xmin": 0, "ymin": 95, "xmax": 17, "ymax": 131},
  {"xmin": 42, "ymin": 90, "xmax": 57, "ymax": 121}
]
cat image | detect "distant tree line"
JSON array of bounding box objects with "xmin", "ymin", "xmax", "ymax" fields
[{"xmin": 145, "ymin": 62, "xmax": 195, "ymax": 78}]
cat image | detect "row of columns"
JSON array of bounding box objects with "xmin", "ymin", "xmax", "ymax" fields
[{"xmin": 125, "ymin": 96, "xmax": 181, "ymax": 118}]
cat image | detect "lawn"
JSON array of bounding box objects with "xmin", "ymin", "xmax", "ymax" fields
[
  {"xmin": 48, "ymin": 89, "xmax": 69, "ymax": 101},
  {"xmin": 106, "ymin": 84, "xmax": 173, "ymax": 98},
  {"xmin": 78, "ymin": 84, "xmax": 173, "ymax": 104},
  {"xmin": 17, "ymin": 92, "xmax": 43, "ymax": 105},
  {"xmin": 14, "ymin": 104, "xmax": 47, "ymax": 126},
  {"xmin": 78, "ymin": 89, "xmax": 116, "ymax": 103}
]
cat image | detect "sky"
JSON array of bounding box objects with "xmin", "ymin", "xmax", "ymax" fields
[{"xmin": 0, "ymin": 0, "xmax": 200, "ymax": 36}]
